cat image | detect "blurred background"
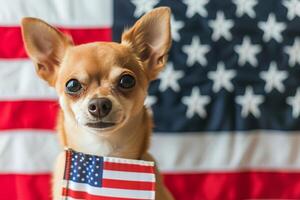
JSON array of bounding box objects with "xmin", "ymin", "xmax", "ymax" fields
[{"xmin": 1, "ymin": 0, "xmax": 300, "ymax": 199}]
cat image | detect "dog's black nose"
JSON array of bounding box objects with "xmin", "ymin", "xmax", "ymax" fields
[{"xmin": 88, "ymin": 98, "xmax": 112, "ymax": 118}]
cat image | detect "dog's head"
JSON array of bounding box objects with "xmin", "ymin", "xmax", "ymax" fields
[{"xmin": 21, "ymin": 7, "xmax": 171, "ymax": 133}]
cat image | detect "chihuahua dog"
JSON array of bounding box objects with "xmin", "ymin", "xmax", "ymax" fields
[{"xmin": 21, "ymin": 7, "xmax": 173, "ymax": 200}]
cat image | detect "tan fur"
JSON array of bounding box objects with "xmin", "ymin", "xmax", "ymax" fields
[{"xmin": 21, "ymin": 7, "xmax": 173, "ymax": 200}]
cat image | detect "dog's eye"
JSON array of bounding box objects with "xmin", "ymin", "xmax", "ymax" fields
[
  {"xmin": 118, "ymin": 74, "xmax": 135, "ymax": 89},
  {"xmin": 65, "ymin": 79, "xmax": 82, "ymax": 94}
]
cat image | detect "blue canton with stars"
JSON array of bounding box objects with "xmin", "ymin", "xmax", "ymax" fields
[
  {"xmin": 113, "ymin": 0, "xmax": 300, "ymax": 132},
  {"xmin": 68, "ymin": 151, "xmax": 103, "ymax": 187}
]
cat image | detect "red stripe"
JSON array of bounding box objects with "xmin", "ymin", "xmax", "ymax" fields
[
  {"xmin": 102, "ymin": 178, "xmax": 155, "ymax": 191},
  {"xmin": 164, "ymin": 171, "xmax": 300, "ymax": 200},
  {"xmin": 62, "ymin": 188, "xmax": 146, "ymax": 200},
  {"xmin": 103, "ymin": 162, "xmax": 154, "ymax": 174},
  {"xmin": 0, "ymin": 174, "xmax": 51, "ymax": 200},
  {"xmin": 103, "ymin": 161, "xmax": 154, "ymax": 173},
  {"xmin": 3, "ymin": 171, "xmax": 300, "ymax": 200},
  {"xmin": 0, "ymin": 26, "xmax": 112, "ymax": 58},
  {"xmin": 0, "ymin": 100, "xmax": 58, "ymax": 130}
]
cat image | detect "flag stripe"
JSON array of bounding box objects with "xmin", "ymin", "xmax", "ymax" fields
[
  {"xmin": 0, "ymin": 174, "xmax": 51, "ymax": 200},
  {"xmin": 103, "ymin": 157, "xmax": 154, "ymax": 166},
  {"xmin": 2, "ymin": 172, "xmax": 300, "ymax": 200},
  {"xmin": 103, "ymin": 162, "xmax": 154, "ymax": 173},
  {"xmin": 164, "ymin": 172, "xmax": 300, "ymax": 200},
  {"xmin": 102, "ymin": 179, "xmax": 155, "ymax": 191},
  {"xmin": 0, "ymin": 131, "xmax": 59, "ymax": 173},
  {"xmin": 150, "ymin": 132, "xmax": 300, "ymax": 172},
  {"xmin": 0, "ymin": 101, "xmax": 57, "ymax": 130},
  {"xmin": 0, "ymin": 60, "xmax": 56, "ymax": 100},
  {"xmin": 103, "ymin": 170, "xmax": 155, "ymax": 182},
  {"xmin": 0, "ymin": 27, "xmax": 111, "ymax": 58},
  {"xmin": 62, "ymin": 181, "xmax": 155, "ymax": 199},
  {"xmin": 3, "ymin": 131, "xmax": 300, "ymax": 173},
  {"xmin": 62, "ymin": 188, "xmax": 149, "ymax": 200},
  {"xmin": 0, "ymin": 0, "xmax": 112, "ymax": 27}
]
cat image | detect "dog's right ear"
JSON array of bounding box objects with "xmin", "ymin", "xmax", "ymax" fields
[{"xmin": 21, "ymin": 17, "xmax": 73, "ymax": 86}]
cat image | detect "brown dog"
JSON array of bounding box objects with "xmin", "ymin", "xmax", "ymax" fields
[{"xmin": 21, "ymin": 7, "xmax": 174, "ymax": 200}]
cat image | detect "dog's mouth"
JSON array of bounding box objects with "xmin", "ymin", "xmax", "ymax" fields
[{"xmin": 85, "ymin": 121, "xmax": 116, "ymax": 129}]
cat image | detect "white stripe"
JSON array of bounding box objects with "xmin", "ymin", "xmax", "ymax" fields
[
  {"xmin": 150, "ymin": 131, "xmax": 300, "ymax": 172},
  {"xmin": 0, "ymin": 130, "xmax": 59, "ymax": 173},
  {"xmin": 104, "ymin": 156, "xmax": 154, "ymax": 166},
  {"xmin": 103, "ymin": 170, "xmax": 155, "ymax": 182},
  {"xmin": 0, "ymin": 0, "xmax": 112, "ymax": 27},
  {"xmin": 0, "ymin": 59, "xmax": 57, "ymax": 100},
  {"xmin": 63, "ymin": 180, "xmax": 155, "ymax": 199},
  {"xmin": 2, "ymin": 130, "xmax": 300, "ymax": 173}
]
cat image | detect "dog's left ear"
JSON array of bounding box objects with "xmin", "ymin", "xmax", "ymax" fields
[{"xmin": 122, "ymin": 7, "xmax": 171, "ymax": 80}]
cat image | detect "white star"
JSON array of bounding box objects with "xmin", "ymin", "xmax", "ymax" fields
[
  {"xmin": 283, "ymin": 0, "xmax": 300, "ymax": 20},
  {"xmin": 182, "ymin": 87, "xmax": 210, "ymax": 118},
  {"xmin": 208, "ymin": 11, "xmax": 234, "ymax": 41},
  {"xmin": 208, "ymin": 62, "xmax": 236, "ymax": 93},
  {"xmin": 234, "ymin": 36, "xmax": 262, "ymax": 67},
  {"xmin": 171, "ymin": 15, "xmax": 184, "ymax": 42},
  {"xmin": 258, "ymin": 14, "xmax": 286, "ymax": 42},
  {"xmin": 131, "ymin": 0, "xmax": 159, "ymax": 17},
  {"xmin": 233, "ymin": 0, "xmax": 258, "ymax": 18},
  {"xmin": 182, "ymin": 36, "xmax": 210, "ymax": 67},
  {"xmin": 236, "ymin": 87, "xmax": 264, "ymax": 118},
  {"xmin": 260, "ymin": 62, "xmax": 288, "ymax": 93},
  {"xmin": 144, "ymin": 95, "xmax": 157, "ymax": 108},
  {"xmin": 285, "ymin": 38, "xmax": 300, "ymax": 66},
  {"xmin": 183, "ymin": 0, "xmax": 209, "ymax": 18},
  {"xmin": 287, "ymin": 88, "xmax": 300, "ymax": 118},
  {"xmin": 158, "ymin": 63, "xmax": 184, "ymax": 92}
]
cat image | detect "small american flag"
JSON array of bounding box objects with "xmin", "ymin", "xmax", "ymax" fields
[{"xmin": 62, "ymin": 149, "xmax": 156, "ymax": 200}]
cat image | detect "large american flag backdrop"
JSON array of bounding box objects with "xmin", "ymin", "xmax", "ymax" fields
[{"xmin": 1, "ymin": 0, "xmax": 300, "ymax": 199}]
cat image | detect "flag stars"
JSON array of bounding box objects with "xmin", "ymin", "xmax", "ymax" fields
[
  {"xmin": 182, "ymin": 87, "xmax": 210, "ymax": 118},
  {"xmin": 258, "ymin": 14, "xmax": 286, "ymax": 42},
  {"xmin": 234, "ymin": 36, "xmax": 262, "ymax": 67},
  {"xmin": 208, "ymin": 62, "xmax": 236, "ymax": 93},
  {"xmin": 236, "ymin": 87, "xmax": 264, "ymax": 118},
  {"xmin": 285, "ymin": 38, "xmax": 300, "ymax": 66},
  {"xmin": 158, "ymin": 63, "xmax": 184, "ymax": 92},
  {"xmin": 145, "ymin": 96, "xmax": 157, "ymax": 108},
  {"xmin": 259, "ymin": 62, "xmax": 288, "ymax": 93},
  {"xmin": 182, "ymin": 36, "xmax": 210, "ymax": 67},
  {"xmin": 208, "ymin": 11, "xmax": 234, "ymax": 41},
  {"xmin": 171, "ymin": 15, "xmax": 184, "ymax": 42},
  {"xmin": 287, "ymin": 89, "xmax": 300, "ymax": 118},
  {"xmin": 233, "ymin": 0, "xmax": 258, "ymax": 18},
  {"xmin": 283, "ymin": 0, "xmax": 300, "ymax": 20},
  {"xmin": 183, "ymin": 0, "xmax": 209, "ymax": 17},
  {"xmin": 130, "ymin": 0, "xmax": 159, "ymax": 17}
]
